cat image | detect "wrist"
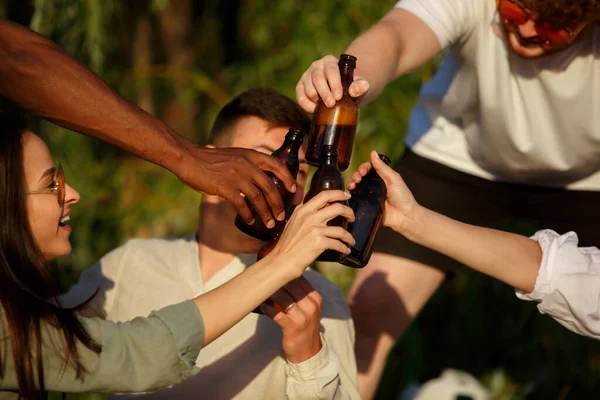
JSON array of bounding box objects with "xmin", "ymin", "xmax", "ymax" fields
[
  {"xmin": 259, "ymin": 253, "xmax": 300, "ymax": 286},
  {"xmin": 396, "ymin": 203, "xmax": 428, "ymax": 244},
  {"xmin": 284, "ymin": 333, "xmax": 323, "ymax": 364}
]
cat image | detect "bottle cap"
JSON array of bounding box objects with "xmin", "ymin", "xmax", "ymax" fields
[
  {"xmin": 286, "ymin": 128, "xmax": 305, "ymax": 142},
  {"xmin": 378, "ymin": 154, "xmax": 392, "ymax": 166},
  {"xmin": 339, "ymin": 54, "xmax": 357, "ymax": 69}
]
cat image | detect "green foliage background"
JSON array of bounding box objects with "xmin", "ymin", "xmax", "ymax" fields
[{"xmin": 1, "ymin": 0, "xmax": 598, "ymax": 399}]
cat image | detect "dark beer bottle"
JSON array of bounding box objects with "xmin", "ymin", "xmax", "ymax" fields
[
  {"xmin": 342, "ymin": 154, "xmax": 391, "ymax": 268},
  {"xmin": 305, "ymin": 54, "xmax": 359, "ymax": 171},
  {"xmin": 304, "ymin": 146, "xmax": 348, "ymax": 263},
  {"xmin": 235, "ymin": 129, "xmax": 304, "ymax": 241}
]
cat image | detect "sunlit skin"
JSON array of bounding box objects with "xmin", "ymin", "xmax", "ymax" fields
[
  {"xmin": 498, "ymin": 0, "xmax": 592, "ymax": 58},
  {"xmin": 23, "ymin": 131, "xmax": 80, "ymax": 261}
]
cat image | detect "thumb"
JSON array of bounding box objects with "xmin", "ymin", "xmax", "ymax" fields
[
  {"xmin": 370, "ymin": 151, "xmax": 398, "ymax": 186},
  {"xmin": 349, "ymin": 78, "xmax": 369, "ymax": 98}
]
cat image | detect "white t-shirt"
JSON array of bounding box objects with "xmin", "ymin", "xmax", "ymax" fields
[
  {"xmin": 518, "ymin": 230, "xmax": 600, "ymax": 340},
  {"xmin": 396, "ymin": 0, "xmax": 600, "ymax": 190},
  {"xmin": 63, "ymin": 235, "xmax": 360, "ymax": 400}
]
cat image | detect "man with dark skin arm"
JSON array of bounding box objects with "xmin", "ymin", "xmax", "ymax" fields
[{"xmin": 0, "ymin": 18, "xmax": 294, "ymax": 228}]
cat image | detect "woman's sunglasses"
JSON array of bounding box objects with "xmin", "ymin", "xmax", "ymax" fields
[
  {"xmin": 26, "ymin": 163, "xmax": 65, "ymax": 207},
  {"xmin": 497, "ymin": 0, "xmax": 590, "ymax": 50}
]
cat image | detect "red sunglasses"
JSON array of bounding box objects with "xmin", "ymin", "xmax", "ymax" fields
[{"xmin": 497, "ymin": 0, "xmax": 589, "ymax": 49}]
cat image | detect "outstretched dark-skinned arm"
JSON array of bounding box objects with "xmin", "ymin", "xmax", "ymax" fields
[{"xmin": 0, "ymin": 18, "xmax": 294, "ymax": 227}]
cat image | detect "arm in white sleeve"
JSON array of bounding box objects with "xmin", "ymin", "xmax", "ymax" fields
[
  {"xmin": 395, "ymin": 0, "xmax": 480, "ymax": 48},
  {"xmin": 516, "ymin": 230, "xmax": 600, "ymax": 340},
  {"xmin": 284, "ymin": 334, "xmax": 359, "ymax": 400}
]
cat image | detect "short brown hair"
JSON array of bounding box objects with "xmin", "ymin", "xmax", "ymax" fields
[
  {"xmin": 528, "ymin": 0, "xmax": 600, "ymax": 25},
  {"xmin": 208, "ymin": 88, "xmax": 310, "ymax": 147}
]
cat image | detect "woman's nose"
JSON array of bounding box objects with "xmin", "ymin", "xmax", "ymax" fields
[{"xmin": 64, "ymin": 183, "xmax": 80, "ymax": 205}]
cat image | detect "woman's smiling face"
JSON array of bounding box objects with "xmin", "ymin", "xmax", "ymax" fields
[{"xmin": 23, "ymin": 131, "xmax": 80, "ymax": 261}]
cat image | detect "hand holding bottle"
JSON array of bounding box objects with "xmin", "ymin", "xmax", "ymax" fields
[
  {"xmin": 267, "ymin": 190, "xmax": 355, "ymax": 273},
  {"xmin": 295, "ymin": 55, "xmax": 370, "ymax": 113},
  {"xmin": 347, "ymin": 151, "xmax": 422, "ymax": 239}
]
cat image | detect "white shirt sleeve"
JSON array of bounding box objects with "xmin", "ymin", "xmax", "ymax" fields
[
  {"xmin": 284, "ymin": 334, "xmax": 355, "ymax": 400},
  {"xmin": 516, "ymin": 230, "xmax": 600, "ymax": 340},
  {"xmin": 394, "ymin": 0, "xmax": 480, "ymax": 49}
]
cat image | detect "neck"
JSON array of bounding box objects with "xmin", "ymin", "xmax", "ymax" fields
[{"xmin": 196, "ymin": 197, "xmax": 262, "ymax": 282}]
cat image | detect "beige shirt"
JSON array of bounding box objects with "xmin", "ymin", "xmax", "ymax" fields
[{"xmin": 66, "ymin": 235, "xmax": 360, "ymax": 400}]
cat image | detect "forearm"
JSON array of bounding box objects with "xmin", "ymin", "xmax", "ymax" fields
[
  {"xmin": 193, "ymin": 256, "xmax": 294, "ymax": 346},
  {"xmin": 403, "ymin": 206, "xmax": 542, "ymax": 293},
  {"xmin": 0, "ymin": 19, "xmax": 192, "ymax": 174},
  {"xmin": 345, "ymin": 8, "xmax": 441, "ymax": 106},
  {"xmin": 344, "ymin": 23, "xmax": 404, "ymax": 106}
]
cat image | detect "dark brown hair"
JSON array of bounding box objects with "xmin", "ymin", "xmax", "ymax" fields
[
  {"xmin": 0, "ymin": 105, "xmax": 101, "ymax": 399},
  {"xmin": 208, "ymin": 88, "xmax": 310, "ymax": 147},
  {"xmin": 528, "ymin": 0, "xmax": 600, "ymax": 25}
]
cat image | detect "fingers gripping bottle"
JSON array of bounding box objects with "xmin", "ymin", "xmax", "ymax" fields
[
  {"xmin": 303, "ymin": 146, "xmax": 348, "ymax": 263},
  {"xmin": 235, "ymin": 129, "xmax": 304, "ymax": 240},
  {"xmin": 305, "ymin": 54, "xmax": 358, "ymax": 171}
]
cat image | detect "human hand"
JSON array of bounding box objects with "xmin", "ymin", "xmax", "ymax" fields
[
  {"xmin": 346, "ymin": 151, "xmax": 419, "ymax": 235},
  {"xmin": 267, "ymin": 190, "xmax": 355, "ymax": 279},
  {"xmin": 260, "ymin": 277, "xmax": 322, "ymax": 363},
  {"xmin": 180, "ymin": 146, "xmax": 296, "ymax": 228},
  {"xmin": 295, "ymin": 55, "xmax": 370, "ymax": 113}
]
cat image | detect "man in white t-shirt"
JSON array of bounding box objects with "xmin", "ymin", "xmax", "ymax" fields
[
  {"xmin": 296, "ymin": 0, "xmax": 600, "ymax": 398},
  {"xmin": 64, "ymin": 88, "xmax": 360, "ymax": 400}
]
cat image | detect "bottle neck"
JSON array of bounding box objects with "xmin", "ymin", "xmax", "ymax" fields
[
  {"xmin": 339, "ymin": 64, "xmax": 355, "ymax": 93},
  {"xmin": 275, "ymin": 137, "xmax": 302, "ymax": 157},
  {"xmin": 322, "ymin": 155, "xmax": 338, "ymax": 169}
]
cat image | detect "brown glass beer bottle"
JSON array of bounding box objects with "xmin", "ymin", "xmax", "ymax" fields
[
  {"xmin": 235, "ymin": 128, "xmax": 304, "ymax": 241},
  {"xmin": 342, "ymin": 154, "xmax": 391, "ymax": 268},
  {"xmin": 305, "ymin": 54, "xmax": 359, "ymax": 171},
  {"xmin": 304, "ymin": 146, "xmax": 348, "ymax": 263}
]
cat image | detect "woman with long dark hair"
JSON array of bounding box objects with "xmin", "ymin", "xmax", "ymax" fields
[{"xmin": 0, "ymin": 112, "xmax": 355, "ymax": 399}]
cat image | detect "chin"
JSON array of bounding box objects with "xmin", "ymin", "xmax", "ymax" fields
[{"xmin": 43, "ymin": 243, "xmax": 72, "ymax": 261}]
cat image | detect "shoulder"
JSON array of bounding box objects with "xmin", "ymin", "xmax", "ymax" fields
[
  {"xmin": 94, "ymin": 235, "xmax": 197, "ymax": 283},
  {"xmin": 395, "ymin": 0, "xmax": 493, "ymax": 48},
  {"xmin": 116, "ymin": 235, "xmax": 194, "ymax": 266}
]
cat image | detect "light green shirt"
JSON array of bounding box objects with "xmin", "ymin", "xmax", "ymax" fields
[{"xmin": 0, "ymin": 300, "xmax": 205, "ymax": 399}]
